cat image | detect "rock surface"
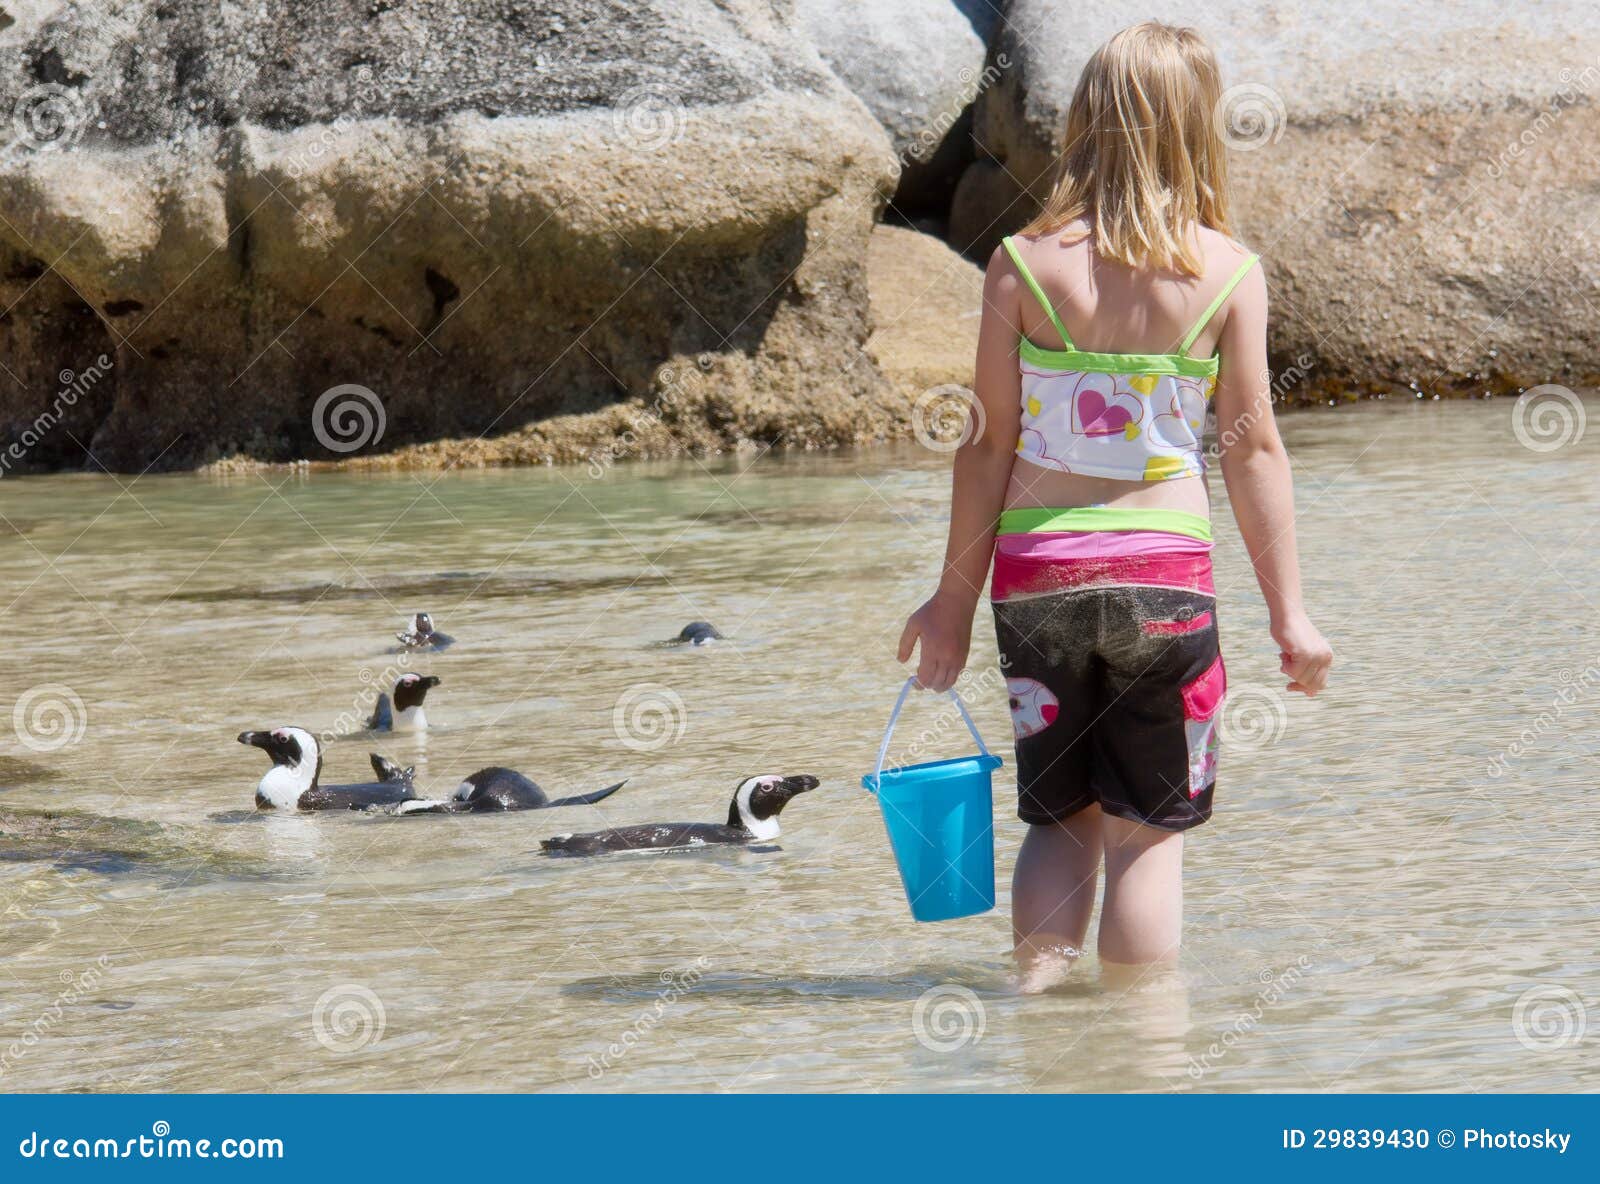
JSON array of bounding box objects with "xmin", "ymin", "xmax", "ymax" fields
[
  {"xmin": 210, "ymin": 222, "xmax": 985, "ymax": 472},
  {"xmin": 793, "ymin": 0, "xmax": 999, "ymax": 215},
  {"xmin": 0, "ymin": 1, "xmax": 901, "ymax": 473},
  {"xmin": 954, "ymin": 0, "xmax": 1600, "ymax": 393}
]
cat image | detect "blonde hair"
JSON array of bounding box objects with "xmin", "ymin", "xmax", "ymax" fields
[{"xmin": 1020, "ymin": 21, "xmax": 1232, "ymax": 277}]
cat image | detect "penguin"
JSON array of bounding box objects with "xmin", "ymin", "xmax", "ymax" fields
[
  {"xmin": 539, "ymin": 774, "xmax": 818, "ymax": 856},
  {"xmin": 396, "ymin": 612, "xmax": 454, "ymax": 651},
  {"xmin": 366, "ymin": 673, "xmax": 441, "ymax": 732},
  {"xmin": 674, "ymin": 621, "xmax": 723, "ymax": 646},
  {"xmin": 394, "ymin": 768, "xmax": 628, "ymax": 815},
  {"xmin": 237, "ymin": 727, "xmax": 417, "ymax": 811}
]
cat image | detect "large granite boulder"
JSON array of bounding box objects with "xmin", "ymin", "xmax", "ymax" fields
[
  {"xmin": 793, "ymin": 0, "xmax": 999, "ymax": 215},
  {"xmin": 953, "ymin": 1, "xmax": 1600, "ymax": 392},
  {"xmin": 0, "ymin": 1, "xmax": 900, "ymax": 472}
]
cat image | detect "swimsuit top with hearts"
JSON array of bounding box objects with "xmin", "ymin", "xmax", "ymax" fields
[{"xmin": 1003, "ymin": 236, "xmax": 1259, "ymax": 482}]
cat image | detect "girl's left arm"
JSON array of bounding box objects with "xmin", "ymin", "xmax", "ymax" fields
[{"xmin": 897, "ymin": 246, "xmax": 1025, "ymax": 691}]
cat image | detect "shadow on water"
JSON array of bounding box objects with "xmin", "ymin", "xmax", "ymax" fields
[
  {"xmin": 0, "ymin": 754, "xmax": 56, "ymax": 786},
  {"xmin": 1, "ymin": 808, "xmax": 296, "ymax": 884},
  {"xmin": 561, "ymin": 966, "xmax": 1027, "ymax": 1005},
  {"xmin": 164, "ymin": 570, "xmax": 673, "ymax": 604}
]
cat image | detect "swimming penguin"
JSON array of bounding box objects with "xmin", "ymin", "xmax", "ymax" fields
[
  {"xmin": 395, "ymin": 612, "xmax": 454, "ymax": 651},
  {"xmin": 237, "ymin": 727, "xmax": 417, "ymax": 811},
  {"xmin": 675, "ymin": 621, "xmax": 723, "ymax": 646},
  {"xmin": 366, "ymin": 673, "xmax": 441, "ymax": 732},
  {"xmin": 539, "ymin": 774, "xmax": 818, "ymax": 856},
  {"xmin": 394, "ymin": 768, "xmax": 628, "ymax": 815}
]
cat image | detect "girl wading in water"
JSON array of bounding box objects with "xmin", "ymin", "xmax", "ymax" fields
[{"xmin": 898, "ymin": 21, "xmax": 1332, "ymax": 989}]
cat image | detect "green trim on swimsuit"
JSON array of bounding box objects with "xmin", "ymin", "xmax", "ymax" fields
[
  {"xmin": 1018, "ymin": 338, "xmax": 1222, "ymax": 378},
  {"xmin": 997, "ymin": 506, "xmax": 1214, "ymax": 541}
]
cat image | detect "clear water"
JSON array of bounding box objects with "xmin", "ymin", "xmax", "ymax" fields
[{"xmin": 2, "ymin": 395, "xmax": 1597, "ymax": 1093}]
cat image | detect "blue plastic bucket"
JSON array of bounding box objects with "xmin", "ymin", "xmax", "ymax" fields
[{"xmin": 862, "ymin": 679, "xmax": 1001, "ymax": 922}]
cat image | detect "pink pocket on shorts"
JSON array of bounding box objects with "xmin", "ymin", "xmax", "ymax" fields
[
  {"xmin": 1180, "ymin": 655, "xmax": 1225, "ymax": 798},
  {"xmin": 1142, "ymin": 609, "xmax": 1214, "ymax": 637},
  {"xmin": 1181, "ymin": 653, "xmax": 1226, "ymax": 721}
]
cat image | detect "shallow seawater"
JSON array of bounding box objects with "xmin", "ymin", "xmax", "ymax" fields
[{"xmin": 2, "ymin": 395, "xmax": 1598, "ymax": 1093}]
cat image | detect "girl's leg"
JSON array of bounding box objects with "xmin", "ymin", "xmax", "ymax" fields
[
  {"xmin": 1097, "ymin": 812, "xmax": 1184, "ymax": 967},
  {"xmin": 1012, "ymin": 804, "xmax": 1103, "ymax": 987}
]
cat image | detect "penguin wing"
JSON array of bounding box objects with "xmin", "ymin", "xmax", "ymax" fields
[
  {"xmin": 541, "ymin": 822, "xmax": 745, "ymax": 855},
  {"xmin": 300, "ymin": 781, "xmax": 415, "ymax": 811},
  {"xmin": 367, "ymin": 694, "xmax": 393, "ymax": 731},
  {"xmin": 541, "ymin": 779, "xmax": 628, "ymax": 809}
]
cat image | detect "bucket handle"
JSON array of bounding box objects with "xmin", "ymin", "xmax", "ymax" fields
[{"xmin": 870, "ymin": 677, "xmax": 993, "ymax": 789}]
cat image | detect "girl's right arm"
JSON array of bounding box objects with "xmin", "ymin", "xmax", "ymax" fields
[
  {"xmin": 1212, "ymin": 262, "xmax": 1333, "ymax": 696},
  {"xmin": 897, "ymin": 246, "xmax": 1025, "ymax": 692}
]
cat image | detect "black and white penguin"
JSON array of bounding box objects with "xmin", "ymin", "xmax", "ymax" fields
[
  {"xmin": 674, "ymin": 621, "xmax": 723, "ymax": 646},
  {"xmin": 396, "ymin": 612, "xmax": 454, "ymax": 651},
  {"xmin": 395, "ymin": 768, "xmax": 628, "ymax": 815},
  {"xmin": 366, "ymin": 673, "xmax": 441, "ymax": 732},
  {"xmin": 237, "ymin": 727, "xmax": 417, "ymax": 811},
  {"xmin": 539, "ymin": 774, "xmax": 818, "ymax": 856}
]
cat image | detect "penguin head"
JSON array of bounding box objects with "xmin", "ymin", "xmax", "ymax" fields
[
  {"xmin": 727, "ymin": 774, "xmax": 819, "ymax": 839},
  {"xmin": 392, "ymin": 673, "xmax": 440, "ymax": 710},
  {"xmin": 413, "ymin": 612, "xmax": 435, "ymax": 636},
  {"xmin": 237, "ymin": 727, "xmax": 322, "ymax": 807},
  {"xmin": 679, "ymin": 621, "xmax": 723, "ymax": 646},
  {"xmin": 237, "ymin": 726, "xmax": 317, "ymax": 769}
]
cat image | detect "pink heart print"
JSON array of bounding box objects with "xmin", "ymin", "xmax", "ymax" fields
[{"xmin": 1077, "ymin": 389, "xmax": 1135, "ymax": 436}]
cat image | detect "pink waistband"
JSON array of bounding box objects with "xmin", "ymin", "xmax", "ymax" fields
[{"xmin": 991, "ymin": 530, "xmax": 1215, "ymax": 601}]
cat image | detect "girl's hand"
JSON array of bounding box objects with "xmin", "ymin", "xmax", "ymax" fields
[
  {"xmin": 1272, "ymin": 611, "xmax": 1332, "ymax": 697},
  {"xmin": 897, "ymin": 591, "xmax": 974, "ymax": 692}
]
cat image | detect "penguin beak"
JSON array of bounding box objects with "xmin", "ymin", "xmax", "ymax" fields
[
  {"xmin": 422, "ymin": 676, "xmax": 441, "ymax": 689},
  {"xmin": 237, "ymin": 730, "xmax": 269, "ymax": 750},
  {"xmin": 777, "ymin": 775, "xmax": 819, "ymax": 797}
]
